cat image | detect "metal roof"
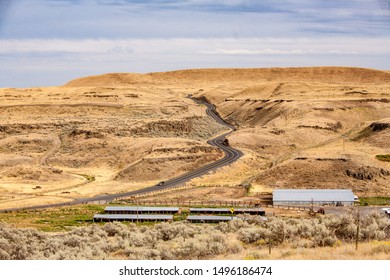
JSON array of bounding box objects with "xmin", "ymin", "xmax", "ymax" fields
[
  {"xmin": 189, "ymin": 208, "xmax": 264, "ymax": 212},
  {"xmin": 273, "ymin": 189, "xmax": 355, "ymax": 202},
  {"xmin": 105, "ymin": 206, "xmax": 179, "ymax": 212},
  {"xmin": 189, "ymin": 208, "xmax": 234, "ymax": 212},
  {"xmin": 234, "ymin": 208, "xmax": 265, "ymax": 212},
  {"xmin": 187, "ymin": 215, "xmax": 237, "ymax": 221},
  {"xmin": 94, "ymin": 214, "xmax": 173, "ymax": 220}
]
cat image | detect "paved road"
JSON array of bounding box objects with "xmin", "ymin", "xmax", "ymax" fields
[{"xmin": 0, "ymin": 96, "xmax": 243, "ymax": 212}]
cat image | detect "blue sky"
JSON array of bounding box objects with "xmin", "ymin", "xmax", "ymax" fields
[{"xmin": 0, "ymin": 0, "xmax": 389, "ymax": 87}]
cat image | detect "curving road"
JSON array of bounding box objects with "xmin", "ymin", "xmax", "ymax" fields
[{"xmin": 0, "ymin": 96, "xmax": 243, "ymax": 212}]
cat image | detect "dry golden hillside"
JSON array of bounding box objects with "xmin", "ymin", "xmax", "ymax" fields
[
  {"xmin": 189, "ymin": 68, "xmax": 390, "ymax": 197},
  {"xmin": 0, "ymin": 67, "xmax": 389, "ymax": 209},
  {"xmin": 65, "ymin": 67, "xmax": 390, "ymax": 87},
  {"xmin": 0, "ymin": 83, "xmax": 226, "ymax": 209}
]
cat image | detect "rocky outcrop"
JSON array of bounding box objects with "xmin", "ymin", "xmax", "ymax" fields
[{"xmin": 346, "ymin": 167, "xmax": 390, "ymax": 180}]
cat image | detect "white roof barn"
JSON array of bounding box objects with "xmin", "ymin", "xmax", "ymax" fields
[{"xmin": 273, "ymin": 189, "xmax": 356, "ymax": 206}]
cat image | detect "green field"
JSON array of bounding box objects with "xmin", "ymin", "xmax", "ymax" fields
[
  {"xmin": 0, "ymin": 204, "xmax": 104, "ymax": 232},
  {"xmin": 359, "ymin": 196, "xmax": 390, "ymax": 206}
]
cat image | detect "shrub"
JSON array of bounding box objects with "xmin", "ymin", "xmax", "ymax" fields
[
  {"xmin": 155, "ymin": 222, "xmax": 198, "ymax": 241},
  {"xmin": 103, "ymin": 222, "xmax": 130, "ymax": 237},
  {"xmin": 237, "ymin": 227, "xmax": 270, "ymax": 244},
  {"xmin": 0, "ymin": 212, "xmax": 388, "ymax": 260}
]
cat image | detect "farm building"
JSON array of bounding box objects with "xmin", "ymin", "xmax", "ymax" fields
[
  {"xmin": 104, "ymin": 206, "xmax": 179, "ymax": 215},
  {"xmin": 189, "ymin": 207, "xmax": 265, "ymax": 215},
  {"xmin": 187, "ymin": 215, "xmax": 238, "ymax": 223},
  {"xmin": 93, "ymin": 214, "xmax": 173, "ymax": 222},
  {"xmin": 273, "ymin": 189, "xmax": 356, "ymax": 206}
]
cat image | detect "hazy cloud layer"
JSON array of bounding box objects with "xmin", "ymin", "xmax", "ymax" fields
[{"xmin": 0, "ymin": 0, "xmax": 389, "ymax": 87}]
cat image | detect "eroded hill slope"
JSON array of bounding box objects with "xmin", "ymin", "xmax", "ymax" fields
[{"xmin": 1, "ymin": 67, "xmax": 389, "ymax": 209}]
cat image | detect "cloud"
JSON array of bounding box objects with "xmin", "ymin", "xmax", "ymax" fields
[
  {"xmin": 0, "ymin": 37, "xmax": 388, "ymax": 80},
  {"xmin": 200, "ymin": 48, "xmax": 359, "ymax": 55},
  {"xmin": 0, "ymin": 1, "xmax": 389, "ymax": 87},
  {"xmin": 1, "ymin": 37, "xmax": 388, "ymax": 57},
  {"xmin": 1, "ymin": 0, "xmax": 389, "ymax": 39},
  {"xmin": 0, "ymin": 39, "xmax": 134, "ymax": 54}
]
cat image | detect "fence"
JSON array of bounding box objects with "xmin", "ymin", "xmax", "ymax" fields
[
  {"xmin": 111, "ymin": 199, "xmax": 263, "ymax": 208},
  {"xmin": 266, "ymin": 204, "xmax": 313, "ymax": 211}
]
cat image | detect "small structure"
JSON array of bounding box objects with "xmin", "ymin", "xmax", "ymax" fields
[
  {"xmin": 273, "ymin": 189, "xmax": 355, "ymax": 206},
  {"xmin": 187, "ymin": 215, "xmax": 237, "ymax": 223},
  {"xmin": 93, "ymin": 214, "xmax": 173, "ymax": 222},
  {"xmin": 189, "ymin": 207, "xmax": 265, "ymax": 215},
  {"xmin": 104, "ymin": 206, "xmax": 179, "ymax": 215}
]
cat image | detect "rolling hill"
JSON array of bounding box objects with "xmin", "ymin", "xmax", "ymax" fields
[{"xmin": 0, "ymin": 67, "xmax": 389, "ymax": 209}]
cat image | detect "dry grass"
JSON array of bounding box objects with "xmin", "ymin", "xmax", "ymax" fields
[
  {"xmin": 0, "ymin": 84, "xmax": 225, "ymax": 208},
  {"xmin": 1, "ymin": 67, "xmax": 390, "ymax": 208},
  {"xmin": 241, "ymin": 242, "xmax": 390, "ymax": 260}
]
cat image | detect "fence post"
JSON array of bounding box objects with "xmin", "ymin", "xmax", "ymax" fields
[
  {"xmin": 268, "ymin": 234, "xmax": 272, "ymax": 255},
  {"xmin": 356, "ymin": 209, "xmax": 360, "ymax": 251}
]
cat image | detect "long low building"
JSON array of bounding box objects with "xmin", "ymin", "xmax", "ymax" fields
[
  {"xmin": 187, "ymin": 215, "xmax": 238, "ymax": 223},
  {"xmin": 189, "ymin": 207, "xmax": 265, "ymax": 215},
  {"xmin": 104, "ymin": 206, "xmax": 179, "ymax": 214},
  {"xmin": 273, "ymin": 189, "xmax": 356, "ymax": 206},
  {"xmin": 93, "ymin": 214, "xmax": 173, "ymax": 222}
]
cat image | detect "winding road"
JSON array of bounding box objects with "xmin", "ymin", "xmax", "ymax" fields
[{"xmin": 0, "ymin": 96, "xmax": 243, "ymax": 212}]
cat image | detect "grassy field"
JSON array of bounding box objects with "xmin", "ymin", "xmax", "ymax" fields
[
  {"xmin": 359, "ymin": 197, "xmax": 390, "ymax": 206},
  {"xmin": 0, "ymin": 204, "xmax": 104, "ymax": 232}
]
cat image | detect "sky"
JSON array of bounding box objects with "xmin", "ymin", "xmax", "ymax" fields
[{"xmin": 0, "ymin": 0, "xmax": 389, "ymax": 87}]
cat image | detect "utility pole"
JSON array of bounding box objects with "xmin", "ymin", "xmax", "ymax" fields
[{"xmin": 136, "ymin": 200, "xmax": 139, "ymax": 226}]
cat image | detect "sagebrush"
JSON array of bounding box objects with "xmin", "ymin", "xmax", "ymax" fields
[{"xmin": 0, "ymin": 212, "xmax": 388, "ymax": 260}]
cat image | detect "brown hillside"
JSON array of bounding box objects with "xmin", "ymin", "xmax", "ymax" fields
[
  {"xmin": 150, "ymin": 67, "xmax": 390, "ymax": 84},
  {"xmin": 186, "ymin": 67, "xmax": 390, "ymax": 197},
  {"xmin": 1, "ymin": 66, "xmax": 389, "ymax": 209},
  {"xmin": 64, "ymin": 73, "xmax": 154, "ymax": 87},
  {"xmin": 64, "ymin": 67, "xmax": 390, "ymax": 87}
]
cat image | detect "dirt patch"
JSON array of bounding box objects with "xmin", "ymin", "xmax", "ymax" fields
[
  {"xmin": 144, "ymin": 185, "xmax": 247, "ymax": 201},
  {"xmin": 1, "ymin": 164, "xmax": 67, "ymax": 182}
]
